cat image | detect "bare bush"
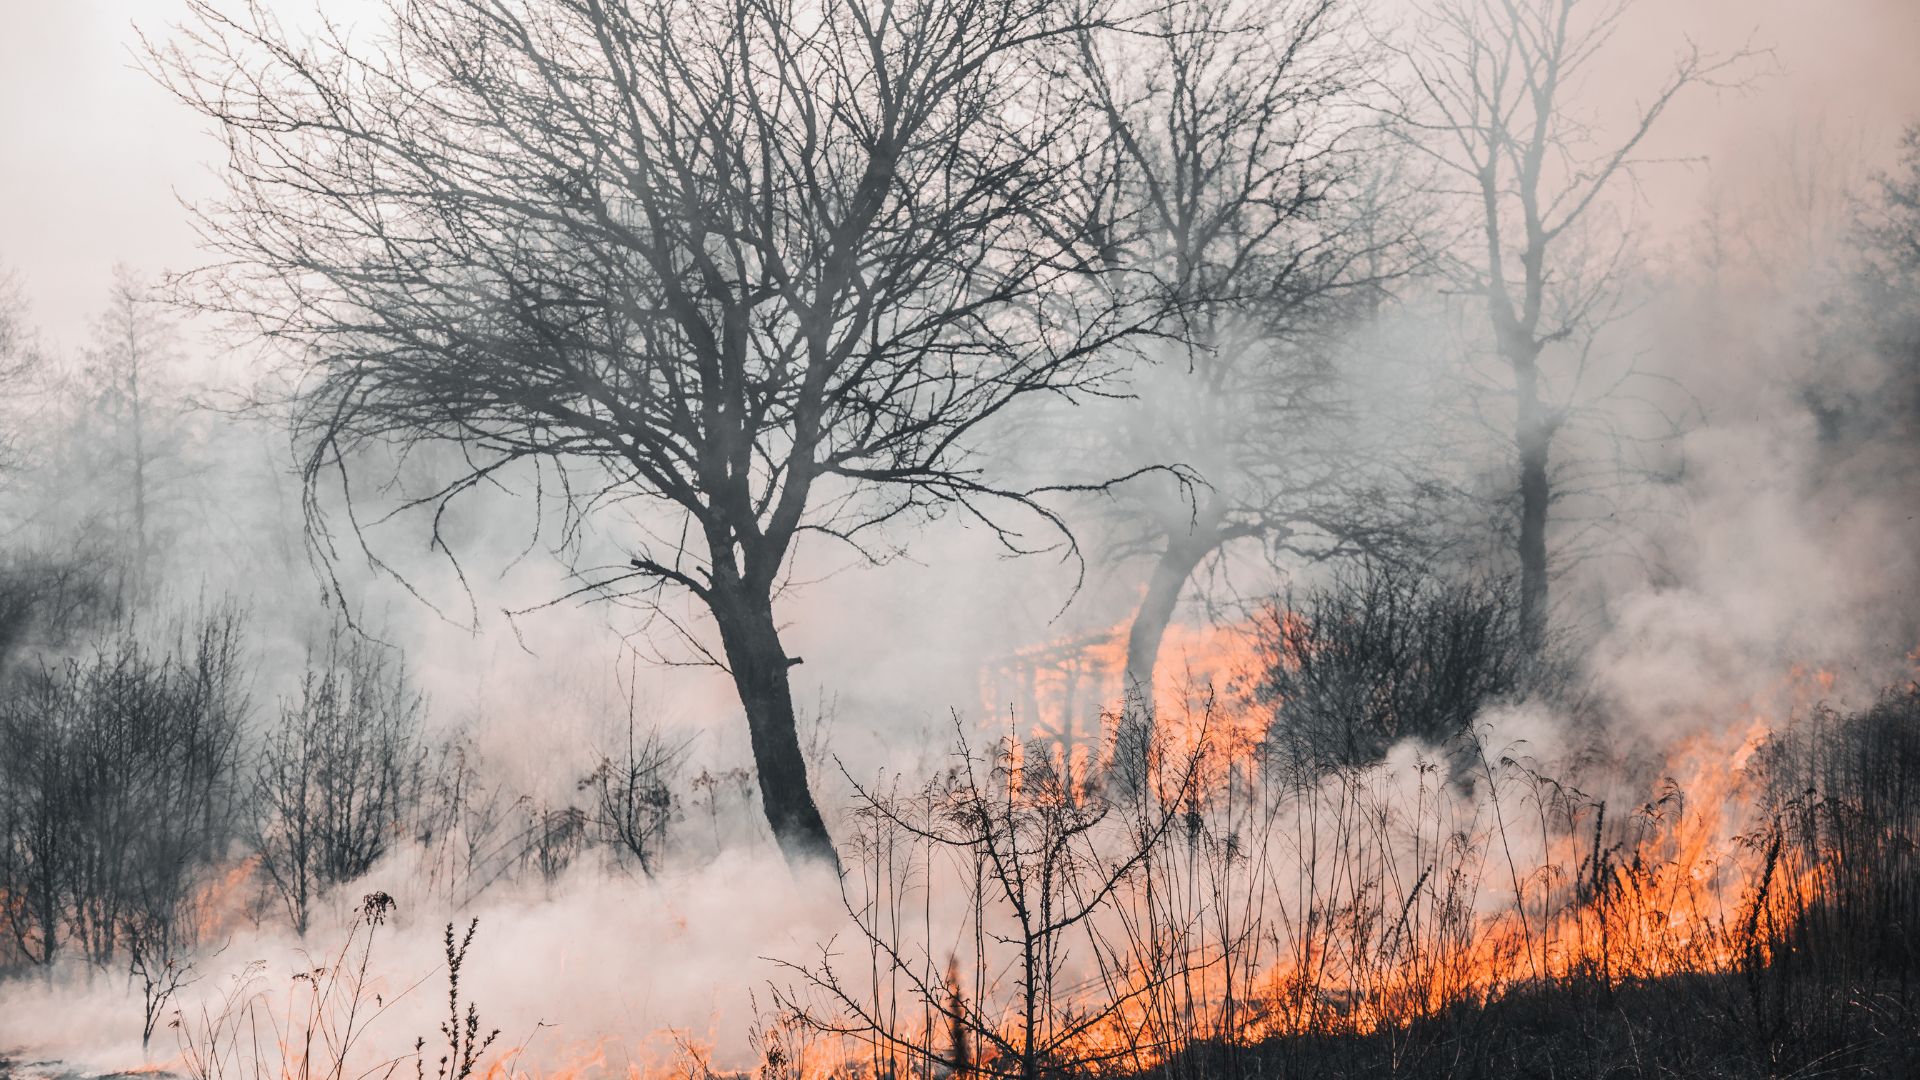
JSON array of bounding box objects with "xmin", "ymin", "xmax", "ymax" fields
[
  {"xmin": 519, "ymin": 802, "xmax": 587, "ymax": 889},
  {"xmin": 778, "ymin": 720, "xmax": 1202, "ymax": 1079},
  {"xmin": 252, "ymin": 625, "xmax": 424, "ymax": 935},
  {"xmin": 579, "ymin": 719, "xmax": 685, "ymax": 878},
  {"xmin": 1256, "ymin": 562, "xmax": 1525, "ymax": 770},
  {"xmin": 0, "ymin": 609, "xmax": 248, "ymax": 977},
  {"xmin": 414, "ymin": 738, "xmax": 523, "ymax": 907}
]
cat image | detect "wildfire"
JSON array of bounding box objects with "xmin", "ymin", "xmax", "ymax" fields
[
  {"xmin": 96, "ymin": 637, "xmax": 1894, "ymax": 1080},
  {"xmin": 956, "ymin": 630, "xmax": 1864, "ymax": 1068},
  {"xmin": 194, "ymin": 854, "xmax": 265, "ymax": 943}
]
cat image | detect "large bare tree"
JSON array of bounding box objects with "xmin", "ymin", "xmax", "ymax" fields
[
  {"xmin": 1382, "ymin": 0, "xmax": 1748, "ymax": 654},
  {"xmin": 153, "ymin": 0, "xmax": 1137, "ymax": 869},
  {"xmin": 1064, "ymin": 0, "xmax": 1414, "ymax": 717}
]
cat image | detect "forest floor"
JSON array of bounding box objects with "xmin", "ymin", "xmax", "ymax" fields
[
  {"xmin": 1155, "ymin": 972, "xmax": 1920, "ymax": 1079},
  {"xmin": 6, "ymin": 967, "xmax": 1917, "ymax": 1079}
]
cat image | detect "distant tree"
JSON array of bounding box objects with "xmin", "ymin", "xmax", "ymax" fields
[
  {"xmin": 0, "ymin": 264, "xmax": 42, "ymax": 472},
  {"xmin": 0, "ymin": 272, "xmax": 124, "ymax": 661},
  {"xmin": 0, "ymin": 548, "xmax": 120, "ymax": 671},
  {"xmin": 1824, "ymin": 125, "xmax": 1920, "ymax": 447},
  {"xmin": 1063, "ymin": 0, "xmax": 1421, "ymax": 723},
  {"xmin": 0, "ymin": 269, "xmax": 25, "ymax": 358},
  {"xmin": 156, "ymin": 0, "xmax": 1143, "ymax": 868},
  {"xmin": 1380, "ymin": 0, "xmax": 1750, "ymax": 654},
  {"xmin": 73, "ymin": 265, "xmax": 193, "ymax": 603}
]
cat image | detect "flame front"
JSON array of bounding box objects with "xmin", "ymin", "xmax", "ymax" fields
[
  {"xmin": 114, "ymin": 632, "xmax": 1914, "ymax": 1080},
  {"xmin": 916, "ymin": 623, "xmax": 1898, "ymax": 1076}
]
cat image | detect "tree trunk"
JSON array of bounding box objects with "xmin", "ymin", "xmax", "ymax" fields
[
  {"xmin": 709, "ymin": 585, "xmax": 840, "ymax": 872},
  {"xmin": 1514, "ymin": 361, "xmax": 1551, "ymax": 656},
  {"xmin": 1121, "ymin": 534, "xmax": 1218, "ymax": 717},
  {"xmin": 1113, "ymin": 520, "xmax": 1221, "ymax": 784}
]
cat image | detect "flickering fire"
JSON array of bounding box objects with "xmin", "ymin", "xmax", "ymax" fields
[
  {"xmin": 981, "ymin": 616, "xmax": 1272, "ymax": 792},
  {"xmin": 104, "ymin": 638, "xmax": 1904, "ymax": 1080},
  {"xmin": 944, "ymin": 623, "xmax": 1868, "ymax": 1070}
]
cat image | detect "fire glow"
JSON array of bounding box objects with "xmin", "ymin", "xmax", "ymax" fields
[
  {"xmin": 15, "ymin": 625, "xmax": 1904, "ymax": 1080},
  {"xmin": 656, "ymin": 627, "xmax": 1890, "ymax": 1080}
]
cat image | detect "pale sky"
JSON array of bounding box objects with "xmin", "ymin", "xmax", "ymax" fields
[{"xmin": 2, "ymin": 0, "xmax": 1917, "ymax": 352}]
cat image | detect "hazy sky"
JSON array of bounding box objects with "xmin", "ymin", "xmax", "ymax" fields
[{"xmin": 2, "ymin": 0, "xmax": 1917, "ymax": 351}]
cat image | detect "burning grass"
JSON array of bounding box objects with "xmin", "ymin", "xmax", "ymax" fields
[
  {"xmin": 104, "ymin": 680, "xmax": 1918, "ymax": 1080},
  {"xmin": 526, "ymin": 675, "xmax": 1917, "ymax": 1078},
  {"xmin": 7, "ymin": 618, "xmax": 1919, "ymax": 1079}
]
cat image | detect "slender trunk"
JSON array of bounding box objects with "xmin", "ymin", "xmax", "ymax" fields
[
  {"xmin": 1121, "ymin": 534, "xmax": 1219, "ymax": 717},
  {"xmin": 709, "ymin": 584, "xmax": 839, "ymax": 872},
  {"xmin": 1114, "ymin": 519, "xmax": 1221, "ymax": 785},
  {"xmin": 33, "ymin": 865, "xmax": 57, "ymax": 966},
  {"xmin": 1513, "ymin": 360, "xmax": 1551, "ymax": 656}
]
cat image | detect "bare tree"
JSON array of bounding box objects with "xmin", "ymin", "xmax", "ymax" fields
[
  {"xmin": 1061, "ymin": 0, "xmax": 1419, "ymax": 722},
  {"xmin": 79, "ymin": 265, "xmax": 184, "ymax": 603},
  {"xmin": 0, "ymin": 265, "xmax": 42, "ymax": 474},
  {"xmin": 0, "ymin": 610, "xmax": 248, "ymax": 976},
  {"xmin": 0, "ymin": 268, "xmax": 171, "ymax": 655},
  {"xmin": 0, "ymin": 269, "xmax": 26, "ymax": 361},
  {"xmin": 1820, "ymin": 124, "xmax": 1920, "ymax": 454},
  {"xmin": 579, "ymin": 715, "xmax": 684, "ymax": 877},
  {"xmin": 155, "ymin": 0, "xmax": 1143, "ymax": 870},
  {"xmin": 0, "ymin": 548, "xmax": 122, "ymax": 668},
  {"xmin": 0, "ymin": 670, "xmax": 74, "ymax": 967},
  {"xmin": 0, "ymin": 265, "xmax": 39, "ymax": 445},
  {"xmin": 1380, "ymin": 0, "xmax": 1750, "ymax": 653}
]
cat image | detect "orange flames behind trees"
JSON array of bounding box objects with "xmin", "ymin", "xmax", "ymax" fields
[
  {"xmin": 118, "ymin": 634, "xmax": 1914, "ymax": 1080},
  {"xmin": 980, "ymin": 617, "xmax": 1274, "ymax": 796},
  {"xmin": 932, "ymin": 620, "xmax": 1895, "ymax": 1074}
]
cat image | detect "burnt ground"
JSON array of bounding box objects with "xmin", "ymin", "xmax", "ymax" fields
[{"xmin": 1149, "ymin": 973, "xmax": 1920, "ymax": 1080}]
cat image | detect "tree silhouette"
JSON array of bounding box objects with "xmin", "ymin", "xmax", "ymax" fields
[{"xmin": 154, "ymin": 0, "xmax": 1143, "ymax": 867}]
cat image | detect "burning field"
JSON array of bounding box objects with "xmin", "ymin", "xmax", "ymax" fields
[
  {"xmin": 2, "ymin": 609, "xmax": 1917, "ymax": 1080},
  {"xmin": 2, "ymin": 0, "xmax": 1920, "ymax": 1075}
]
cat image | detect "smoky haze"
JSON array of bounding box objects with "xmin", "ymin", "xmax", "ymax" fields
[{"xmin": 0, "ymin": 0, "xmax": 1916, "ymax": 1076}]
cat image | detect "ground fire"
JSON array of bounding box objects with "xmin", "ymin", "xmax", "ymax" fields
[{"xmin": 3, "ymin": 0, "xmax": 1919, "ymax": 1076}]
